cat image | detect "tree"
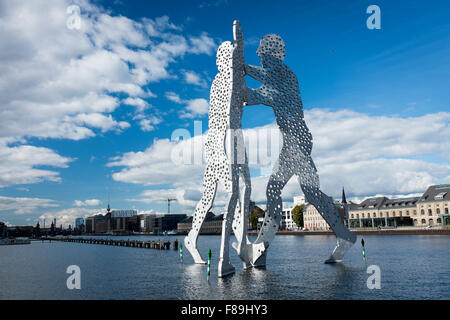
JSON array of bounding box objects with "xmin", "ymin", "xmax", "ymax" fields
[
  {"xmin": 249, "ymin": 206, "xmax": 265, "ymax": 230},
  {"xmin": 292, "ymin": 204, "xmax": 305, "ymax": 228},
  {"xmin": 249, "ymin": 212, "xmax": 259, "ymax": 230}
]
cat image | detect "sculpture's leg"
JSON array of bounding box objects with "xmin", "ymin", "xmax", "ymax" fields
[
  {"xmin": 297, "ymin": 157, "xmax": 356, "ymax": 263},
  {"xmin": 251, "ymin": 159, "xmax": 293, "ymax": 267},
  {"xmin": 232, "ymin": 163, "xmax": 253, "ymax": 269},
  {"xmin": 184, "ymin": 167, "xmax": 217, "ymax": 264},
  {"xmin": 218, "ymin": 174, "xmax": 239, "ymax": 277}
]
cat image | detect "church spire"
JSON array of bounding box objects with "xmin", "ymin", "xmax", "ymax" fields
[
  {"xmin": 341, "ymin": 187, "xmax": 347, "ymax": 204},
  {"xmin": 107, "ymin": 193, "xmax": 111, "ymax": 214}
]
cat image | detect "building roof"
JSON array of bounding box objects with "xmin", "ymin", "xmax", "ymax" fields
[
  {"xmin": 179, "ymin": 212, "xmax": 220, "ymax": 223},
  {"xmin": 353, "ymin": 197, "xmax": 388, "ymax": 210},
  {"xmin": 418, "ymin": 184, "xmax": 450, "ymax": 203},
  {"xmin": 380, "ymin": 197, "xmax": 419, "ymax": 209}
]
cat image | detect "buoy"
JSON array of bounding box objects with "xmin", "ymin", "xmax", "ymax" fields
[
  {"xmin": 361, "ymin": 238, "xmax": 366, "ymax": 259},
  {"xmin": 207, "ymin": 249, "xmax": 211, "ymax": 277}
]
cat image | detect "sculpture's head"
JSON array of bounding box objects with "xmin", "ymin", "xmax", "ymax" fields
[
  {"xmin": 257, "ymin": 34, "xmax": 285, "ymax": 67},
  {"xmin": 216, "ymin": 41, "xmax": 233, "ymax": 72}
]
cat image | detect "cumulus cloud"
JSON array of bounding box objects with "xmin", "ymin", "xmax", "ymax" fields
[
  {"xmin": 0, "ymin": 0, "xmax": 217, "ymax": 187},
  {"xmin": 123, "ymin": 97, "xmax": 151, "ymax": 112},
  {"xmin": 73, "ymin": 199, "xmax": 102, "ymax": 207},
  {"xmin": 181, "ymin": 70, "xmax": 208, "ymax": 88},
  {"xmin": 107, "ymin": 135, "xmax": 205, "ymax": 186},
  {"xmin": 165, "ymin": 92, "xmax": 209, "ymax": 118},
  {"xmin": 0, "ymin": 140, "xmax": 73, "ymax": 188},
  {"xmin": 108, "ymin": 109, "xmax": 450, "ymax": 210},
  {"xmin": 0, "ymin": 0, "xmax": 217, "ymax": 141},
  {"xmin": 0, "ymin": 196, "xmax": 59, "ymax": 215},
  {"xmin": 133, "ymin": 114, "xmax": 163, "ymax": 132}
]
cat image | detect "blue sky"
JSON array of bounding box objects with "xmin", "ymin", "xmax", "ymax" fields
[{"xmin": 0, "ymin": 0, "xmax": 449, "ymax": 227}]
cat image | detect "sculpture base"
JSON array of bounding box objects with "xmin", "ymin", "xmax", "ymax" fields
[
  {"xmin": 252, "ymin": 250, "xmax": 267, "ymax": 268},
  {"xmin": 325, "ymin": 237, "xmax": 355, "ymax": 263},
  {"xmin": 184, "ymin": 236, "xmax": 206, "ymax": 264},
  {"xmin": 324, "ymin": 258, "xmax": 342, "ymax": 264},
  {"xmin": 218, "ymin": 260, "xmax": 235, "ymax": 278}
]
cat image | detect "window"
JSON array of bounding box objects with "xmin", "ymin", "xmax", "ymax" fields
[
  {"xmin": 362, "ymin": 213, "xmax": 365, "ymax": 218},
  {"xmin": 434, "ymin": 192, "xmax": 447, "ymax": 200},
  {"xmin": 428, "ymin": 209, "xmax": 432, "ymax": 216},
  {"xmin": 437, "ymin": 208, "xmax": 440, "ymax": 214},
  {"xmin": 351, "ymin": 214, "xmax": 354, "ymax": 219},
  {"xmin": 399, "ymin": 211, "xmax": 403, "ymax": 217},
  {"xmin": 421, "ymin": 219, "xmax": 426, "ymax": 224},
  {"xmin": 406, "ymin": 210, "xmax": 409, "ymax": 216},
  {"xmin": 437, "ymin": 218, "xmax": 442, "ymax": 224},
  {"xmin": 421, "ymin": 209, "xmax": 425, "ymax": 215},
  {"xmin": 392, "ymin": 211, "xmax": 395, "ymax": 217},
  {"xmin": 414, "ymin": 210, "xmax": 417, "ymax": 216},
  {"xmin": 446, "ymin": 208, "xmax": 449, "ymax": 214},
  {"xmin": 357, "ymin": 214, "xmax": 359, "ymax": 219}
]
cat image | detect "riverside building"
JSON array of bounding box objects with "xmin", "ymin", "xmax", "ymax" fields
[
  {"xmin": 177, "ymin": 212, "xmax": 223, "ymax": 235},
  {"xmin": 304, "ymin": 184, "xmax": 450, "ymax": 229}
]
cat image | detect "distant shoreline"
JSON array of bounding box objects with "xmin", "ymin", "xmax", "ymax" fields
[
  {"xmin": 63, "ymin": 228, "xmax": 450, "ymax": 237},
  {"xmin": 250, "ymin": 229, "xmax": 450, "ymax": 236}
]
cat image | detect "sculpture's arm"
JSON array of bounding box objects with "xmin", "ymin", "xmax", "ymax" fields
[
  {"xmin": 244, "ymin": 87, "xmax": 266, "ymax": 106},
  {"xmin": 233, "ymin": 20, "xmax": 244, "ymax": 50},
  {"xmin": 233, "ymin": 20, "xmax": 245, "ymax": 79},
  {"xmin": 245, "ymin": 64, "xmax": 266, "ymax": 83}
]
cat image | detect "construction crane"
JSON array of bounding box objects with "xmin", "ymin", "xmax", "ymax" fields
[{"xmin": 157, "ymin": 198, "xmax": 177, "ymax": 214}]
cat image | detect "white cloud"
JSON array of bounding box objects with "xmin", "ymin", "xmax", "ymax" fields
[
  {"xmin": 0, "ymin": 140, "xmax": 73, "ymax": 188},
  {"xmin": 73, "ymin": 199, "xmax": 102, "ymax": 207},
  {"xmin": 123, "ymin": 97, "xmax": 151, "ymax": 112},
  {"xmin": 138, "ymin": 116, "xmax": 163, "ymax": 132},
  {"xmin": 188, "ymin": 32, "xmax": 217, "ymax": 55},
  {"xmin": 0, "ymin": 1, "xmax": 217, "ymax": 142},
  {"xmin": 39, "ymin": 207, "xmax": 106, "ymax": 228},
  {"xmin": 165, "ymin": 92, "xmax": 183, "ymax": 104},
  {"xmin": 107, "ymin": 135, "xmax": 205, "ymax": 186},
  {"xmin": 0, "ymin": 0, "xmax": 217, "ymax": 187},
  {"xmin": 127, "ymin": 188, "xmax": 201, "ymax": 209},
  {"xmin": 108, "ymin": 109, "xmax": 450, "ymax": 211},
  {"xmin": 182, "ymin": 99, "xmax": 209, "ymax": 118},
  {"xmin": 0, "ymin": 196, "xmax": 59, "ymax": 215},
  {"xmin": 182, "ymin": 70, "xmax": 208, "ymax": 88},
  {"xmin": 165, "ymin": 92, "xmax": 209, "ymax": 118}
]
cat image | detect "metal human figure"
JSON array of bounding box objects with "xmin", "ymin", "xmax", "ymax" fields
[
  {"xmin": 184, "ymin": 21, "xmax": 251, "ymax": 277},
  {"xmin": 241, "ymin": 34, "xmax": 356, "ymax": 266}
]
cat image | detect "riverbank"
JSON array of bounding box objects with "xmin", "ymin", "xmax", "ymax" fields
[
  {"xmin": 64, "ymin": 228, "xmax": 450, "ymax": 238},
  {"xmin": 248, "ymin": 228, "xmax": 450, "ymax": 236}
]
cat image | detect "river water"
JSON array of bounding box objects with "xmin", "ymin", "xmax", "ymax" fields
[{"xmin": 1, "ymin": 235, "xmax": 449, "ymax": 299}]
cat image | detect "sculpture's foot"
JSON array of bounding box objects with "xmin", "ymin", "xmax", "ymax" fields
[
  {"xmin": 324, "ymin": 237, "xmax": 355, "ymax": 264},
  {"xmin": 218, "ymin": 259, "xmax": 235, "ymax": 278},
  {"xmin": 251, "ymin": 242, "xmax": 268, "ymax": 267},
  {"xmin": 184, "ymin": 236, "xmax": 206, "ymax": 264},
  {"xmin": 252, "ymin": 250, "xmax": 267, "ymax": 268},
  {"xmin": 232, "ymin": 241, "xmax": 253, "ymax": 269}
]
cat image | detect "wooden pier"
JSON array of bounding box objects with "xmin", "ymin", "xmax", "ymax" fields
[{"xmin": 41, "ymin": 237, "xmax": 175, "ymax": 250}]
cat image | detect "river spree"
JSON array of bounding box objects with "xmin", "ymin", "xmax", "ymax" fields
[{"xmin": 1, "ymin": 235, "xmax": 449, "ymax": 299}]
